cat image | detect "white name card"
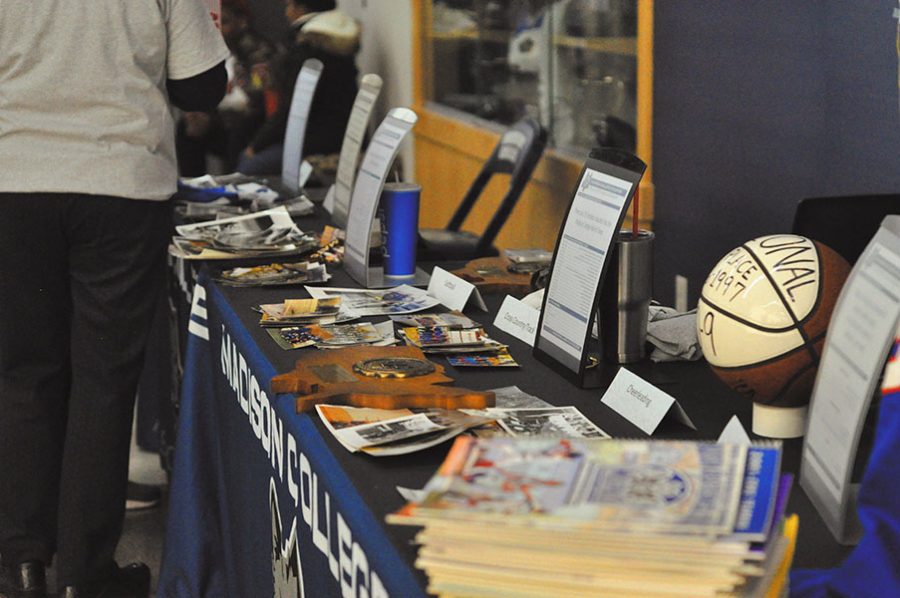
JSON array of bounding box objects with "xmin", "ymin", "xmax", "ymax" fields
[
  {"xmin": 494, "ymin": 295, "xmax": 539, "ymax": 346},
  {"xmin": 298, "ymin": 160, "xmax": 313, "ymax": 190},
  {"xmin": 427, "ymin": 266, "xmax": 487, "ymax": 312},
  {"xmin": 322, "ymin": 184, "xmax": 336, "ymax": 214},
  {"xmin": 600, "ymin": 368, "xmax": 696, "ymax": 435},
  {"xmin": 718, "ymin": 415, "xmax": 752, "ymax": 445}
]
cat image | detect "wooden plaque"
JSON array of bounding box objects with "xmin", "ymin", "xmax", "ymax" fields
[
  {"xmin": 450, "ymin": 256, "xmax": 534, "ymax": 298},
  {"xmin": 270, "ymin": 345, "xmax": 496, "ymax": 413}
]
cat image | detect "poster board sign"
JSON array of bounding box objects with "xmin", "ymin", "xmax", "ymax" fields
[
  {"xmin": 532, "ymin": 148, "xmax": 645, "ymax": 387},
  {"xmin": 344, "ymin": 108, "xmax": 427, "ymax": 288},
  {"xmin": 281, "ymin": 59, "xmax": 323, "ymax": 193},
  {"xmin": 330, "ymin": 74, "xmax": 383, "ymax": 226},
  {"xmin": 800, "ymin": 215, "xmax": 900, "ymax": 544}
]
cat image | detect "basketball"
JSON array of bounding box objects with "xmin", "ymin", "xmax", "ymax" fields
[{"xmin": 697, "ymin": 234, "xmax": 850, "ymax": 408}]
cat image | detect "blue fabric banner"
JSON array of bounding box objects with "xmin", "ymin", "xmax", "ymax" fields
[{"xmin": 159, "ymin": 272, "xmax": 425, "ymax": 598}]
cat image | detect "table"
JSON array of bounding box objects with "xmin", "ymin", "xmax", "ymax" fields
[{"xmin": 157, "ymin": 212, "xmax": 856, "ymax": 597}]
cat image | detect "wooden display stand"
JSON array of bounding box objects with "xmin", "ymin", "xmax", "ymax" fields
[{"xmin": 450, "ymin": 256, "xmax": 535, "ymax": 298}]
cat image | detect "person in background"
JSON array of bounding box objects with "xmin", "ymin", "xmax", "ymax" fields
[
  {"xmin": 0, "ymin": 1, "xmax": 228, "ymax": 597},
  {"xmin": 176, "ymin": 0, "xmax": 278, "ymax": 176},
  {"xmin": 236, "ymin": 0, "xmax": 360, "ymax": 175}
]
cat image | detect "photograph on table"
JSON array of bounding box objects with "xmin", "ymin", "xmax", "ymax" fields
[
  {"xmin": 306, "ymin": 285, "xmax": 439, "ymax": 317},
  {"xmin": 214, "ymin": 261, "xmax": 329, "ymax": 286},
  {"xmin": 390, "ymin": 310, "xmax": 481, "ymax": 330}
]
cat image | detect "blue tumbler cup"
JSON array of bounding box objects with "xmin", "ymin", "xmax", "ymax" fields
[{"xmin": 380, "ymin": 182, "xmax": 421, "ymax": 278}]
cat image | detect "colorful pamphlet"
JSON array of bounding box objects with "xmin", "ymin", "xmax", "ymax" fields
[
  {"xmin": 390, "ymin": 310, "xmax": 480, "ymax": 330},
  {"xmin": 267, "ymin": 322, "xmax": 388, "ymax": 351},
  {"xmin": 446, "ymin": 351, "xmax": 519, "ymax": 367}
]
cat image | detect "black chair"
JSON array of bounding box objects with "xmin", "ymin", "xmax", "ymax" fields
[
  {"xmin": 791, "ymin": 194, "xmax": 900, "ymax": 265},
  {"xmin": 418, "ymin": 117, "xmax": 547, "ymax": 261}
]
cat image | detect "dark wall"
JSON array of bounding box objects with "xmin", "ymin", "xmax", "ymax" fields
[{"xmin": 653, "ymin": 1, "xmax": 900, "ymax": 306}]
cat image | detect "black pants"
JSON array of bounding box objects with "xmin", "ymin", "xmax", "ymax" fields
[{"xmin": 0, "ymin": 193, "xmax": 170, "ymax": 586}]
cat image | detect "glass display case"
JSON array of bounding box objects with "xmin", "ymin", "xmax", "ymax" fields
[
  {"xmin": 423, "ymin": 0, "xmax": 644, "ymax": 157},
  {"xmin": 411, "ymin": 0, "xmax": 653, "ymax": 252}
]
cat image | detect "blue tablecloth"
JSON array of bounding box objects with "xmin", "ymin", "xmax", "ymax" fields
[{"xmin": 158, "ymin": 271, "xmax": 425, "ymax": 597}]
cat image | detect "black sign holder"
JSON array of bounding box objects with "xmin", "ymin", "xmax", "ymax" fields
[{"xmin": 533, "ymin": 148, "xmax": 646, "ymax": 388}]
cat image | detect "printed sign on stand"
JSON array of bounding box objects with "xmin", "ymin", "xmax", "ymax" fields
[
  {"xmin": 801, "ymin": 215, "xmax": 900, "ymax": 545},
  {"xmin": 532, "ymin": 148, "xmax": 645, "ymax": 387},
  {"xmin": 281, "ymin": 59, "xmax": 323, "ymax": 193},
  {"xmin": 344, "ymin": 108, "xmax": 428, "ymax": 289},
  {"xmin": 330, "ymin": 74, "xmax": 383, "ymax": 225}
]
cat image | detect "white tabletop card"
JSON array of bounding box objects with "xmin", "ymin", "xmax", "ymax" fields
[
  {"xmin": 801, "ymin": 215, "xmax": 900, "ymax": 541},
  {"xmin": 333, "ymin": 75, "xmax": 382, "ymax": 226},
  {"xmin": 600, "ymin": 368, "xmax": 696, "ymax": 435},
  {"xmin": 322, "ymin": 184, "xmax": 336, "ymax": 214},
  {"xmin": 538, "ymin": 168, "xmax": 632, "ymax": 372},
  {"xmin": 344, "ymin": 108, "xmax": 417, "ymax": 286},
  {"xmin": 298, "ymin": 160, "xmax": 313, "ymax": 190},
  {"xmin": 494, "ymin": 295, "xmax": 539, "ymax": 346},
  {"xmin": 281, "ymin": 59, "xmax": 322, "ymax": 193},
  {"xmin": 718, "ymin": 415, "xmax": 752, "ymax": 445},
  {"xmin": 427, "ymin": 266, "xmax": 487, "ymax": 312}
]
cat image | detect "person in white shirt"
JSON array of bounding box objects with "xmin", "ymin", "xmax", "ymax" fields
[{"xmin": 0, "ymin": 2, "xmax": 229, "ymax": 597}]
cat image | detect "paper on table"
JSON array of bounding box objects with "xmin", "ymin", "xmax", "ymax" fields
[
  {"xmin": 305, "ymin": 285, "xmax": 439, "ymax": 317},
  {"xmin": 490, "ymin": 386, "xmax": 552, "ymax": 409},
  {"xmin": 490, "ymin": 406, "xmax": 609, "ymax": 438}
]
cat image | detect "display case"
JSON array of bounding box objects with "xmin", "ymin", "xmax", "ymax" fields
[{"xmin": 413, "ymin": 0, "xmax": 653, "ymax": 250}]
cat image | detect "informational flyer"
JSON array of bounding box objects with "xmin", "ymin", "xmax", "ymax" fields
[
  {"xmin": 332, "ymin": 74, "xmax": 382, "ymax": 226},
  {"xmin": 537, "ymin": 168, "xmax": 633, "ymax": 372},
  {"xmin": 801, "ymin": 215, "xmax": 900, "ymax": 542},
  {"xmin": 344, "ymin": 108, "xmax": 417, "ymax": 286},
  {"xmin": 281, "ymin": 59, "xmax": 323, "ymax": 192}
]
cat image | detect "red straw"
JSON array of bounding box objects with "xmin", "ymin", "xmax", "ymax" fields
[{"xmin": 632, "ymin": 185, "xmax": 640, "ymax": 238}]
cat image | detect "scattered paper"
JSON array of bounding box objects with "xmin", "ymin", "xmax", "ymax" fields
[{"xmin": 306, "ymin": 285, "xmax": 439, "ymax": 317}]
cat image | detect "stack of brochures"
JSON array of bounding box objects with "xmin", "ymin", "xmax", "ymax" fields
[
  {"xmin": 256, "ymin": 297, "xmax": 348, "ymax": 327},
  {"xmin": 388, "ymin": 437, "xmax": 796, "ymax": 597},
  {"xmin": 214, "ymin": 261, "xmax": 329, "ymax": 287},
  {"xmin": 169, "ymin": 206, "xmax": 318, "ymax": 260}
]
